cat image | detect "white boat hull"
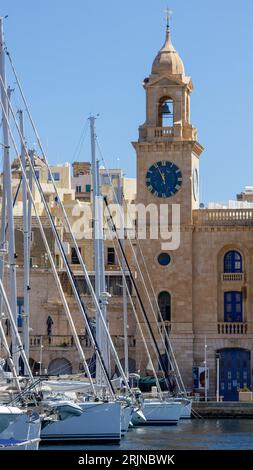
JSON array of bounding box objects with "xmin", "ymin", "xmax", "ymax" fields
[
  {"xmin": 121, "ymin": 405, "xmax": 134, "ymax": 435},
  {"xmin": 180, "ymin": 400, "xmax": 192, "ymax": 419},
  {"xmin": 166, "ymin": 397, "xmax": 192, "ymax": 419},
  {"xmin": 0, "ymin": 409, "xmax": 41, "ymax": 450},
  {"xmin": 41, "ymin": 401, "xmax": 121, "ymax": 441},
  {"xmin": 132, "ymin": 401, "xmax": 182, "ymax": 426}
]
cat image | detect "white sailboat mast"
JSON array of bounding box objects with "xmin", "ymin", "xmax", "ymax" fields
[
  {"xmin": 96, "ymin": 160, "xmax": 110, "ymax": 379},
  {"xmin": 18, "ymin": 110, "xmax": 30, "ymax": 374},
  {"xmin": 89, "ymin": 116, "xmax": 109, "ymax": 384},
  {"xmin": 0, "ymin": 17, "xmax": 18, "ymax": 371},
  {"xmin": 0, "ymin": 132, "xmax": 7, "ymax": 356},
  {"xmin": 0, "ymin": 322, "xmax": 21, "ymax": 392},
  {"xmin": 117, "ymin": 177, "xmax": 129, "ymax": 379}
]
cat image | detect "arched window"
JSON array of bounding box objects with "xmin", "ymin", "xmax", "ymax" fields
[
  {"xmin": 224, "ymin": 251, "xmax": 242, "ymax": 273},
  {"xmin": 158, "ymin": 291, "xmax": 171, "ymax": 322},
  {"xmin": 158, "ymin": 96, "xmax": 174, "ymax": 127}
]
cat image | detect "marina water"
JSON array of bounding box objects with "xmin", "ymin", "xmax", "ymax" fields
[{"xmin": 41, "ymin": 419, "xmax": 253, "ymax": 450}]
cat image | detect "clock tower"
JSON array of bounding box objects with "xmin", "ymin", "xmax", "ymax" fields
[
  {"xmin": 132, "ymin": 20, "xmax": 204, "ymax": 386},
  {"xmin": 133, "ymin": 22, "xmax": 203, "ymax": 225}
]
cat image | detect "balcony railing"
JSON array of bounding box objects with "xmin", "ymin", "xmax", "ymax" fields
[
  {"xmin": 221, "ymin": 273, "xmax": 245, "ymax": 282},
  {"xmin": 154, "ymin": 127, "xmax": 174, "ymax": 138},
  {"xmin": 30, "ymin": 334, "xmax": 136, "ymax": 349},
  {"xmin": 30, "ymin": 335, "xmax": 76, "ymax": 348},
  {"xmin": 193, "ymin": 209, "xmax": 253, "ymax": 226},
  {"xmin": 217, "ymin": 322, "xmax": 248, "ymax": 335},
  {"xmin": 158, "ymin": 321, "xmax": 171, "ymax": 334},
  {"xmin": 112, "ymin": 335, "xmax": 136, "ymax": 348}
]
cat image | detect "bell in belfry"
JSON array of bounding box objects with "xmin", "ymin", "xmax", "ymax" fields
[{"xmin": 161, "ymin": 102, "xmax": 171, "ymax": 115}]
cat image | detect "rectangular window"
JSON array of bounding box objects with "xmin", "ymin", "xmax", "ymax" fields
[
  {"xmin": 48, "ymin": 172, "xmax": 60, "ymax": 182},
  {"xmin": 107, "ymin": 247, "xmax": 115, "ymax": 265},
  {"xmin": 107, "ymin": 275, "xmax": 121, "ymax": 295},
  {"xmin": 74, "ymin": 275, "xmax": 131, "ymax": 296},
  {"xmin": 86, "ymin": 184, "xmax": 91, "ymax": 193},
  {"xmin": 35, "ymin": 170, "xmax": 40, "ymax": 180},
  {"xmin": 55, "ymin": 254, "xmax": 60, "ymax": 268},
  {"xmin": 224, "ymin": 291, "xmax": 243, "ymax": 322},
  {"xmin": 76, "ymin": 186, "xmax": 82, "ymax": 193},
  {"xmin": 71, "ymin": 247, "xmax": 81, "ymax": 264},
  {"xmin": 75, "ymin": 275, "xmax": 95, "ymax": 295},
  {"xmin": 106, "ymin": 275, "xmax": 132, "ymax": 296},
  {"xmin": 17, "ymin": 297, "xmax": 24, "ymax": 328}
]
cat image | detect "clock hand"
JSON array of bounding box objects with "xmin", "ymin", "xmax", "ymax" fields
[{"xmin": 157, "ymin": 166, "xmax": 166, "ymax": 183}]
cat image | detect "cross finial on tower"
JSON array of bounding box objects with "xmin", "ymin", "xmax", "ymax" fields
[{"xmin": 165, "ymin": 7, "xmax": 172, "ymax": 32}]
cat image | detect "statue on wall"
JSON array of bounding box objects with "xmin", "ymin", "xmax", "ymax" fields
[{"xmin": 46, "ymin": 315, "xmax": 54, "ymax": 344}]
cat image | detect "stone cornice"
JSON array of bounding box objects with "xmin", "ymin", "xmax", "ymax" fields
[
  {"xmin": 132, "ymin": 140, "xmax": 204, "ymax": 154},
  {"xmin": 144, "ymin": 73, "xmax": 193, "ymax": 91},
  {"xmin": 194, "ymin": 225, "xmax": 253, "ymax": 232}
]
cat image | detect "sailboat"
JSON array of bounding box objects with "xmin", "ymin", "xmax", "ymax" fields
[
  {"xmin": 0, "ymin": 18, "xmax": 124, "ymax": 443},
  {"xmin": 40, "ymin": 117, "xmax": 127, "ymax": 442},
  {"xmin": 0, "ymin": 405, "xmax": 41, "ymax": 450}
]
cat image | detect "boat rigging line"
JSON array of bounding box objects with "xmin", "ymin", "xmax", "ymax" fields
[
  {"xmin": 95, "ymin": 137, "xmax": 186, "ymax": 394},
  {"xmin": 104, "ymin": 196, "xmax": 174, "ymax": 392},
  {"xmin": 105, "ymin": 215, "xmax": 163, "ymax": 397},
  {"xmin": 3, "ymin": 44, "xmax": 131, "ymax": 393},
  {"xmin": 0, "ymin": 73, "xmax": 133, "ymax": 398},
  {"xmin": 0, "ymin": 79, "xmax": 99, "ymax": 397}
]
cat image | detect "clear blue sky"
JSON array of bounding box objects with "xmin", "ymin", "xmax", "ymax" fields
[{"xmin": 1, "ymin": 0, "xmax": 253, "ymax": 204}]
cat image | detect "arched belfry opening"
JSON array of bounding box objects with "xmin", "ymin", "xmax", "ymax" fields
[{"xmin": 158, "ymin": 96, "xmax": 174, "ymax": 127}]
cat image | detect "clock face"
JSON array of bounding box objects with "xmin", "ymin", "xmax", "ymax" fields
[
  {"xmin": 145, "ymin": 161, "xmax": 182, "ymax": 198},
  {"xmin": 193, "ymin": 168, "xmax": 199, "ymax": 201}
]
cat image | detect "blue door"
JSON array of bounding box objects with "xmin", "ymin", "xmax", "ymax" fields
[
  {"xmin": 224, "ymin": 291, "xmax": 243, "ymax": 322},
  {"xmin": 218, "ymin": 349, "xmax": 251, "ymax": 401}
]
